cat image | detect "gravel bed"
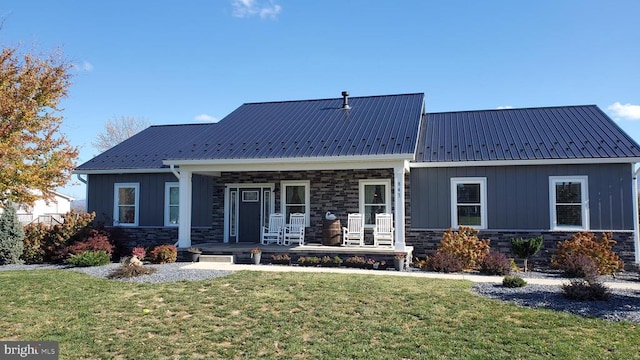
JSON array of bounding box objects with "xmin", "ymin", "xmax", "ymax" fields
[
  {"xmin": 472, "ymin": 281, "xmax": 640, "ymax": 324},
  {"xmin": 0, "ymin": 262, "xmax": 233, "ymax": 283}
]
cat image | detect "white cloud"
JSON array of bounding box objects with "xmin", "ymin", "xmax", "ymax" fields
[
  {"xmin": 496, "ymin": 105, "xmax": 513, "ymax": 110},
  {"xmin": 194, "ymin": 114, "xmax": 219, "ymax": 122},
  {"xmin": 607, "ymin": 102, "xmax": 640, "ymax": 121},
  {"xmin": 73, "ymin": 61, "xmax": 94, "ymax": 73},
  {"xmin": 231, "ymin": 0, "xmax": 281, "ymax": 19}
]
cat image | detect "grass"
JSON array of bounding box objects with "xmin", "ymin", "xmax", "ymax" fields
[{"xmin": 1, "ymin": 270, "xmax": 639, "ymax": 359}]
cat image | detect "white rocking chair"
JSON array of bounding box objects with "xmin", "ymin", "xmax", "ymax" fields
[
  {"xmin": 342, "ymin": 213, "xmax": 364, "ymax": 246},
  {"xmin": 261, "ymin": 213, "xmax": 285, "ymax": 245},
  {"xmin": 283, "ymin": 213, "xmax": 306, "ymax": 246},
  {"xmin": 373, "ymin": 213, "xmax": 394, "ymax": 247}
]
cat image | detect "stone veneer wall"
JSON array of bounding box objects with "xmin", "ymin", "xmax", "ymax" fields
[
  {"xmin": 218, "ymin": 169, "xmax": 395, "ymax": 244},
  {"xmin": 114, "ymin": 227, "xmax": 216, "ymax": 250}
]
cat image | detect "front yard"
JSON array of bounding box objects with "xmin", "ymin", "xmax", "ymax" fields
[{"xmin": 1, "ymin": 269, "xmax": 639, "ymax": 359}]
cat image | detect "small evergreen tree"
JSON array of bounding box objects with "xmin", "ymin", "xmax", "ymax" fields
[
  {"xmin": 511, "ymin": 236, "xmax": 543, "ymax": 271},
  {"xmin": 0, "ymin": 203, "xmax": 25, "ymax": 264}
]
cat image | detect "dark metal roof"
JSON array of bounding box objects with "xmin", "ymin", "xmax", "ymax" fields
[
  {"xmin": 77, "ymin": 93, "xmax": 425, "ymax": 170},
  {"xmin": 415, "ymin": 105, "xmax": 640, "ymax": 163},
  {"xmin": 77, "ymin": 123, "xmax": 217, "ymax": 170}
]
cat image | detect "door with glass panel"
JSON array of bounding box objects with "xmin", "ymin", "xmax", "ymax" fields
[{"xmin": 228, "ymin": 186, "xmax": 272, "ymax": 243}]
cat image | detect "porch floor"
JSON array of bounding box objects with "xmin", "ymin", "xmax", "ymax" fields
[{"xmin": 189, "ymin": 242, "xmax": 413, "ymax": 264}]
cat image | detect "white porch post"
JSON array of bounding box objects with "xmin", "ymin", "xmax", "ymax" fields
[
  {"xmin": 178, "ymin": 169, "xmax": 192, "ymax": 248},
  {"xmin": 394, "ymin": 165, "xmax": 406, "ymax": 252},
  {"xmin": 633, "ymin": 164, "xmax": 640, "ymax": 264}
]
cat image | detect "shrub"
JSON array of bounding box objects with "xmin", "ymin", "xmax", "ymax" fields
[
  {"xmin": 320, "ymin": 256, "xmax": 333, "ymax": 267},
  {"xmin": 344, "ymin": 256, "xmax": 366, "ymax": 268},
  {"xmin": 560, "ymin": 253, "xmax": 599, "ymax": 278},
  {"xmin": 332, "ymin": 256, "xmax": 343, "ymax": 266},
  {"xmin": 131, "ymin": 246, "xmax": 146, "ymax": 260},
  {"xmin": 479, "ymin": 252, "xmax": 511, "ymax": 276},
  {"xmin": 551, "ymin": 232, "xmax": 623, "ymax": 275},
  {"xmin": 436, "ymin": 227, "xmax": 490, "ymax": 270},
  {"xmin": 66, "ymin": 250, "xmax": 111, "ymax": 267},
  {"xmin": 67, "ymin": 230, "xmax": 113, "ymax": 256},
  {"xmin": 107, "ymin": 257, "xmax": 157, "ymax": 279},
  {"xmin": 0, "ymin": 203, "xmax": 25, "ymax": 265},
  {"xmin": 503, "ymin": 276, "xmax": 527, "ymax": 288},
  {"xmin": 149, "ymin": 245, "xmax": 177, "ymax": 264},
  {"xmin": 297, "ymin": 256, "xmax": 320, "ymax": 266},
  {"xmin": 270, "ymin": 253, "xmax": 291, "ymax": 265},
  {"xmin": 22, "ymin": 223, "xmax": 49, "ymax": 264},
  {"xmin": 428, "ymin": 252, "xmax": 464, "ymax": 273},
  {"xmin": 44, "ymin": 211, "xmax": 95, "ymax": 263},
  {"xmin": 511, "ymin": 236, "xmax": 543, "ymax": 271},
  {"xmin": 562, "ymin": 279, "xmax": 612, "ymax": 301},
  {"xmin": 413, "ymin": 257, "xmax": 428, "ymax": 270}
]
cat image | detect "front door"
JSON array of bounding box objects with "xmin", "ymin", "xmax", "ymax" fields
[
  {"xmin": 227, "ymin": 185, "xmax": 273, "ymax": 243},
  {"xmin": 238, "ymin": 188, "xmax": 261, "ymax": 243}
]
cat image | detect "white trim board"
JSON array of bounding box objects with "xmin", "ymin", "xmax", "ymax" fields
[{"xmin": 410, "ymin": 157, "xmax": 640, "ymax": 168}]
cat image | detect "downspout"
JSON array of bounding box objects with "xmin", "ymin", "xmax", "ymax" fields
[{"xmin": 633, "ymin": 164, "xmax": 640, "ymax": 264}]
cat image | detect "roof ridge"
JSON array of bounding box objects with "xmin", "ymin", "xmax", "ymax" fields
[
  {"xmin": 426, "ymin": 104, "xmax": 597, "ymax": 115},
  {"xmin": 148, "ymin": 123, "xmax": 216, "ymax": 129},
  {"xmin": 243, "ymin": 92, "xmax": 424, "ymax": 106}
]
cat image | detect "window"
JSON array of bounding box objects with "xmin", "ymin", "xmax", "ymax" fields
[
  {"xmin": 359, "ymin": 179, "xmax": 392, "ymax": 226},
  {"xmin": 230, "ymin": 190, "xmax": 237, "ymax": 237},
  {"xmin": 164, "ymin": 182, "xmax": 179, "ymax": 226},
  {"xmin": 114, "ymin": 183, "xmax": 139, "ymax": 226},
  {"xmin": 281, "ymin": 181, "xmax": 310, "ymax": 225},
  {"xmin": 549, "ymin": 176, "xmax": 589, "ymax": 230},
  {"xmin": 451, "ymin": 178, "xmax": 487, "ymax": 229}
]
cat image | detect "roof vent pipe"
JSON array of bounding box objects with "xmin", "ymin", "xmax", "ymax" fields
[{"xmin": 341, "ymin": 91, "xmax": 351, "ymax": 110}]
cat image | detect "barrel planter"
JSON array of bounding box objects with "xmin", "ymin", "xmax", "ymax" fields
[{"xmin": 322, "ymin": 219, "xmax": 342, "ymax": 246}]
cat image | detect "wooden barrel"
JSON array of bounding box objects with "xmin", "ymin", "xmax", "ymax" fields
[{"xmin": 322, "ymin": 219, "xmax": 342, "ymax": 246}]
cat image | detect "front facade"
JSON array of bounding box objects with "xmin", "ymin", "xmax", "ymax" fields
[{"xmin": 75, "ymin": 93, "xmax": 640, "ymax": 265}]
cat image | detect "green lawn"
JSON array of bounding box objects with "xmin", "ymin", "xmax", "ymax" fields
[{"xmin": 1, "ymin": 270, "xmax": 638, "ymax": 359}]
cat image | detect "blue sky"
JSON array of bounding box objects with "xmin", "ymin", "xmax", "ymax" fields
[{"xmin": 1, "ymin": 0, "xmax": 639, "ymax": 200}]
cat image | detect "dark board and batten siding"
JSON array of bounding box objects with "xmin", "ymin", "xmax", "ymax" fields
[
  {"xmin": 410, "ymin": 163, "xmax": 634, "ymax": 231},
  {"xmin": 87, "ymin": 173, "xmax": 214, "ymax": 227}
]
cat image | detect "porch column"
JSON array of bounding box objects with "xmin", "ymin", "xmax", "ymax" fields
[
  {"xmin": 178, "ymin": 169, "xmax": 192, "ymax": 248},
  {"xmin": 394, "ymin": 165, "xmax": 406, "ymax": 252}
]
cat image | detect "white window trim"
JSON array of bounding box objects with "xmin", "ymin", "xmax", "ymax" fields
[
  {"xmin": 280, "ymin": 180, "xmax": 310, "ymax": 226},
  {"xmin": 164, "ymin": 182, "xmax": 179, "ymax": 227},
  {"xmin": 549, "ymin": 176, "xmax": 589, "ymax": 231},
  {"xmin": 359, "ymin": 179, "xmax": 392, "ymax": 228},
  {"xmin": 113, "ymin": 182, "xmax": 140, "ymax": 227},
  {"xmin": 450, "ymin": 177, "xmax": 487, "ymax": 230}
]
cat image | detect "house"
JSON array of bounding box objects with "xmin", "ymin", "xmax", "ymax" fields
[
  {"xmin": 12, "ymin": 191, "xmax": 75, "ymax": 225},
  {"xmin": 74, "ymin": 92, "xmax": 640, "ymax": 265}
]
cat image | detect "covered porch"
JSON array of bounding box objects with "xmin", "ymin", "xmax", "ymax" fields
[{"xmin": 166, "ymin": 157, "xmax": 413, "ymax": 254}]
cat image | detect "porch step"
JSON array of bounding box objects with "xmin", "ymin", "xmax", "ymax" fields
[{"xmin": 199, "ymin": 255, "xmax": 235, "ymax": 264}]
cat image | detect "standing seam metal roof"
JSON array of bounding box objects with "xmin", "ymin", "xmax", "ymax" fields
[
  {"xmin": 415, "ymin": 105, "xmax": 640, "ymax": 162},
  {"xmin": 76, "ymin": 93, "xmax": 425, "ymax": 170}
]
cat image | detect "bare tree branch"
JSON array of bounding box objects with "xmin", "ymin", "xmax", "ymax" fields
[{"xmin": 92, "ymin": 116, "xmax": 150, "ymax": 152}]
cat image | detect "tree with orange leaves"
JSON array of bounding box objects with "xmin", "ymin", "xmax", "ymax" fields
[{"xmin": 0, "ymin": 46, "xmax": 78, "ymax": 206}]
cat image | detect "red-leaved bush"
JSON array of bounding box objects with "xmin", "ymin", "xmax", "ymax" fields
[{"xmin": 67, "ymin": 230, "xmax": 113, "ymax": 256}]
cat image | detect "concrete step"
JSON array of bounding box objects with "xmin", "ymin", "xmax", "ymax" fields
[{"xmin": 199, "ymin": 255, "xmax": 235, "ymax": 264}]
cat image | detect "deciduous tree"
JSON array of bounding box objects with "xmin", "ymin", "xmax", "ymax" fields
[
  {"xmin": 92, "ymin": 115, "xmax": 149, "ymax": 152},
  {"xmin": 0, "ymin": 46, "xmax": 78, "ymax": 206}
]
